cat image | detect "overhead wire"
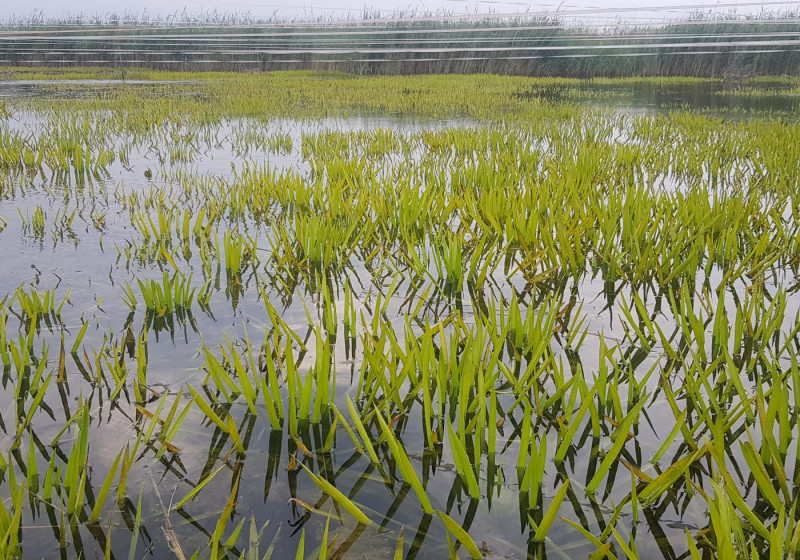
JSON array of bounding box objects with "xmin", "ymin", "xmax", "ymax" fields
[{"xmin": 1, "ymin": 3, "xmax": 798, "ymax": 68}]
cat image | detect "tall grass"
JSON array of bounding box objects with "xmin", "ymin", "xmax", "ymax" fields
[{"xmin": 1, "ymin": 10, "xmax": 800, "ymax": 77}]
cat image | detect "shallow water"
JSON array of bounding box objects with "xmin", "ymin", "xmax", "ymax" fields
[
  {"xmin": 0, "ymin": 78, "xmax": 799, "ymax": 559},
  {"xmin": 0, "ymin": 79, "xmax": 198, "ymax": 98},
  {"xmin": 518, "ymin": 79, "xmax": 800, "ymax": 117}
]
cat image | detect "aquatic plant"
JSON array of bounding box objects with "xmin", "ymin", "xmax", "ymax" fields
[{"xmin": 0, "ymin": 70, "xmax": 798, "ymax": 560}]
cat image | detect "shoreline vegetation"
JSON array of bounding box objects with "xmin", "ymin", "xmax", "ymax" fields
[{"xmin": 0, "ymin": 9, "xmax": 799, "ymax": 77}]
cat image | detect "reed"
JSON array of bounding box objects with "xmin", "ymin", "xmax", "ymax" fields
[{"xmin": 2, "ymin": 11, "xmax": 800, "ymax": 78}]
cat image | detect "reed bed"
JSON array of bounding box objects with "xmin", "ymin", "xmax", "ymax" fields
[
  {"xmin": 2, "ymin": 11, "xmax": 800, "ymax": 78},
  {"xmin": 0, "ymin": 70, "xmax": 798, "ymax": 559}
]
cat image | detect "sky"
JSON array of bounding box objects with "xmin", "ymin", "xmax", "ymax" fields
[{"xmin": 2, "ymin": 0, "xmax": 799, "ymax": 23}]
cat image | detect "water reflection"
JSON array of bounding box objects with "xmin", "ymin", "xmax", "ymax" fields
[{"xmin": 0, "ymin": 80, "xmax": 798, "ymax": 559}]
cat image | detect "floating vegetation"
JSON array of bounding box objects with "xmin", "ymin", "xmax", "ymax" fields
[{"xmin": 0, "ymin": 70, "xmax": 798, "ymax": 560}]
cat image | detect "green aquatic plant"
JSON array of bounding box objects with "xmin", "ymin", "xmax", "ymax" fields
[
  {"xmin": 133, "ymin": 272, "xmax": 197, "ymax": 316},
  {"xmin": 0, "ymin": 70, "xmax": 799, "ymax": 560}
]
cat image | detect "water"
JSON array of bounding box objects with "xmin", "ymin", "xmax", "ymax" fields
[
  {"xmin": 0, "ymin": 79, "xmax": 198, "ymax": 98},
  {"xmin": 0, "ymin": 76, "xmax": 798, "ymax": 559},
  {"xmin": 519, "ymin": 79, "xmax": 800, "ymax": 116}
]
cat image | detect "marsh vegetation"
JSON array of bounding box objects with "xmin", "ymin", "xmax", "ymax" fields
[
  {"xmin": 0, "ymin": 70, "xmax": 799, "ymax": 559},
  {"xmin": 2, "ymin": 10, "xmax": 800, "ymax": 77}
]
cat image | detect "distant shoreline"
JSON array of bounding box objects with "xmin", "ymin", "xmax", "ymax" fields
[{"xmin": 1, "ymin": 11, "xmax": 799, "ymax": 78}]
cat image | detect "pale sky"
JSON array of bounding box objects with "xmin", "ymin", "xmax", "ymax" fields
[{"xmin": 4, "ymin": 1, "xmax": 800, "ymax": 23}]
